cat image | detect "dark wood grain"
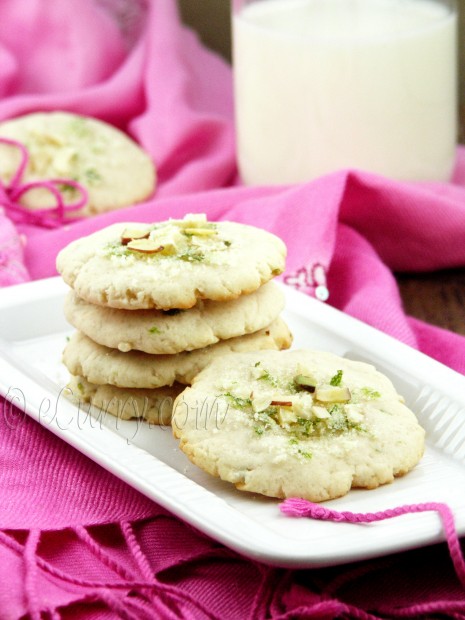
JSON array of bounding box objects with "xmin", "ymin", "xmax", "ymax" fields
[{"xmin": 396, "ymin": 270, "xmax": 465, "ymax": 335}]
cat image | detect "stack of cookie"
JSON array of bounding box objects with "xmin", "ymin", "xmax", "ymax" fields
[{"xmin": 56, "ymin": 214, "xmax": 292, "ymax": 424}]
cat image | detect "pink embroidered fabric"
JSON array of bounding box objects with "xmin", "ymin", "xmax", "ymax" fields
[{"xmin": 1, "ymin": 0, "xmax": 465, "ymax": 617}]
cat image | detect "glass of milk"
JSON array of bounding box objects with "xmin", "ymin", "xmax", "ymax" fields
[{"xmin": 232, "ymin": 0, "xmax": 458, "ymax": 185}]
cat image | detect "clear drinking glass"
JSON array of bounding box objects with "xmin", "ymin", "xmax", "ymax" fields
[{"xmin": 232, "ymin": 0, "xmax": 458, "ymax": 185}]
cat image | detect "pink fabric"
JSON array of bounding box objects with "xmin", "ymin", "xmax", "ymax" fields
[
  {"xmin": 1, "ymin": 0, "xmax": 465, "ymax": 617},
  {"xmin": 0, "ymin": 208, "xmax": 29, "ymax": 286}
]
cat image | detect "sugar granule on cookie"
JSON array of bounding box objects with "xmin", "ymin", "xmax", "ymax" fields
[
  {"xmin": 56, "ymin": 214, "xmax": 287, "ymax": 310},
  {"xmin": 172, "ymin": 349, "xmax": 425, "ymax": 502}
]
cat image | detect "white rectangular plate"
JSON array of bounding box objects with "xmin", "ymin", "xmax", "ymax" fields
[{"xmin": 1, "ymin": 277, "xmax": 465, "ymax": 568}]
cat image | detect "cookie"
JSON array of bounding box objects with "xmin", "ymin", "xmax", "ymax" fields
[
  {"xmin": 63, "ymin": 281, "xmax": 285, "ymax": 355},
  {"xmin": 62, "ymin": 318, "xmax": 292, "ymax": 389},
  {"xmin": 56, "ymin": 214, "xmax": 286, "ymax": 310},
  {"xmin": 67, "ymin": 375, "xmax": 181, "ymax": 424},
  {"xmin": 172, "ymin": 349, "xmax": 425, "ymax": 502},
  {"xmin": 0, "ymin": 112, "xmax": 156, "ymax": 216}
]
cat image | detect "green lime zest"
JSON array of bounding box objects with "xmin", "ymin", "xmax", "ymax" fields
[
  {"xmin": 178, "ymin": 249, "xmax": 205, "ymax": 262},
  {"xmin": 360, "ymin": 387, "xmax": 381, "ymax": 399},
  {"xmin": 258, "ymin": 369, "xmax": 279, "ymax": 387},
  {"xmin": 223, "ymin": 392, "xmax": 252, "ymax": 410},
  {"xmin": 330, "ymin": 370, "xmax": 343, "ymax": 386}
]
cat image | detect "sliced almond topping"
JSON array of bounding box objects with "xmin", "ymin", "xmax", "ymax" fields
[
  {"xmin": 277, "ymin": 407, "xmax": 297, "ymax": 426},
  {"xmin": 252, "ymin": 396, "xmax": 272, "ymax": 413},
  {"xmin": 315, "ymin": 385, "xmax": 351, "ymax": 403},
  {"xmin": 292, "ymin": 395, "xmax": 314, "ymax": 419},
  {"xmin": 294, "ymin": 374, "xmax": 316, "ymax": 392},
  {"xmin": 121, "ymin": 228, "xmax": 150, "ymax": 245},
  {"xmin": 184, "ymin": 228, "xmax": 217, "ymax": 236},
  {"xmin": 312, "ymin": 405, "xmax": 331, "ymax": 419},
  {"xmin": 126, "ymin": 239, "xmax": 164, "ymax": 254},
  {"xmin": 233, "ymin": 385, "xmax": 253, "ymax": 400},
  {"xmin": 270, "ymin": 400, "xmax": 293, "ymax": 407},
  {"xmin": 345, "ymin": 405, "xmax": 364, "ymax": 424}
]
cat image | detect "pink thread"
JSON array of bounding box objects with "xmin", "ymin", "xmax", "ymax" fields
[
  {"xmin": 0, "ymin": 528, "xmax": 219, "ymax": 620},
  {"xmin": 122, "ymin": 595, "xmax": 171, "ymax": 620},
  {"xmin": 81, "ymin": 590, "xmax": 147, "ymax": 620},
  {"xmin": 75, "ymin": 524, "xmax": 139, "ymax": 583},
  {"xmin": 121, "ymin": 521, "xmax": 155, "ymax": 581},
  {"xmin": 76, "ymin": 523, "xmax": 208, "ymax": 617},
  {"xmin": 280, "ymin": 498, "xmax": 465, "ymax": 589},
  {"xmin": 268, "ymin": 570, "xmax": 294, "ymax": 618},
  {"xmin": 23, "ymin": 529, "xmax": 42, "ymax": 620},
  {"xmin": 378, "ymin": 600, "xmax": 465, "ymax": 617},
  {"xmin": 273, "ymin": 600, "xmax": 382, "ymax": 620},
  {"xmin": 76, "ymin": 524, "xmax": 189, "ymax": 618},
  {"xmin": 120, "ymin": 521, "xmax": 180, "ymax": 620},
  {"xmin": 248, "ymin": 565, "xmax": 278, "ymax": 620},
  {"xmin": 0, "ymin": 137, "xmax": 88, "ymax": 228},
  {"xmin": 0, "ymin": 528, "xmax": 156, "ymax": 590}
]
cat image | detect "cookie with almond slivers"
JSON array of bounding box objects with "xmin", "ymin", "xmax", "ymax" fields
[
  {"xmin": 56, "ymin": 214, "xmax": 286, "ymax": 310},
  {"xmin": 0, "ymin": 111, "xmax": 156, "ymax": 216},
  {"xmin": 171, "ymin": 349, "xmax": 425, "ymax": 502},
  {"xmin": 62, "ymin": 317, "xmax": 292, "ymax": 389}
]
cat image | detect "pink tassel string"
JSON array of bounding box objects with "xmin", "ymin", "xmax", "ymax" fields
[
  {"xmin": 0, "ymin": 137, "xmax": 88, "ymax": 228},
  {"xmin": 280, "ymin": 498, "xmax": 465, "ymax": 589}
]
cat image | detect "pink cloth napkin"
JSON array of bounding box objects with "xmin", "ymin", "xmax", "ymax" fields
[{"xmin": 1, "ymin": 0, "xmax": 465, "ymax": 617}]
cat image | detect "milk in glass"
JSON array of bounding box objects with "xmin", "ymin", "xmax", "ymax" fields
[{"xmin": 233, "ymin": 0, "xmax": 457, "ymax": 184}]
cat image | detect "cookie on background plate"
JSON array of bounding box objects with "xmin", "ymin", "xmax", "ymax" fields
[
  {"xmin": 171, "ymin": 349, "xmax": 425, "ymax": 502},
  {"xmin": 67, "ymin": 375, "xmax": 182, "ymax": 424},
  {"xmin": 62, "ymin": 318, "xmax": 293, "ymax": 389},
  {"xmin": 56, "ymin": 214, "xmax": 287, "ymax": 310},
  {"xmin": 64, "ymin": 281, "xmax": 285, "ymax": 355},
  {"xmin": 0, "ymin": 111, "xmax": 156, "ymax": 216}
]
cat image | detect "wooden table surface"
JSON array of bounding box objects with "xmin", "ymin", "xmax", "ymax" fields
[{"xmin": 396, "ymin": 270, "xmax": 465, "ymax": 336}]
